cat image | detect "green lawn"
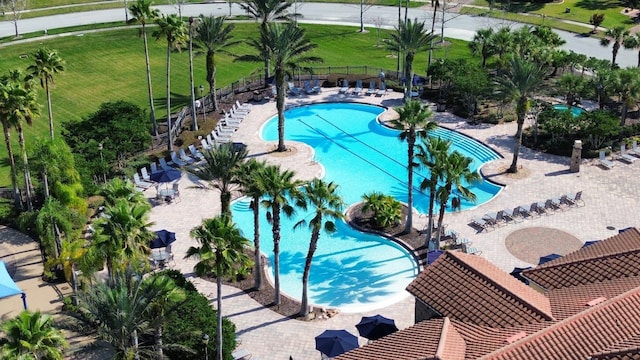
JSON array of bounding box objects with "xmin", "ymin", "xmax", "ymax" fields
[
  {"xmin": 0, "ymin": 23, "xmax": 472, "ymax": 185},
  {"xmin": 470, "ymin": 0, "xmax": 635, "ymax": 29}
]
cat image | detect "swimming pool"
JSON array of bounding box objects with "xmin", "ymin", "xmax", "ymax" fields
[
  {"xmin": 231, "ymin": 102, "xmax": 502, "ymax": 312},
  {"xmin": 553, "ymin": 104, "xmax": 586, "ymax": 117}
]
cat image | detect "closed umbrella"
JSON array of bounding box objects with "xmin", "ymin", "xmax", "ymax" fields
[
  {"xmin": 538, "ymin": 253, "xmax": 562, "ymax": 265},
  {"xmin": 150, "ymin": 169, "xmax": 181, "ymax": 183},
  {"xmin": 510, "ymin": 266, "xmax": 532, "ymax": 284},
  {"xmin": 356, "ymin": 314, "xmax": 398, "ymax": 340},
  {"xmin": 150, "ymin": 230, "xmax": 176, "ymax": 249},
  {"xmin": 315, "ymin": 330, "xmax": 358, "ymax": 357},
  {"xmin": 582, "ymin": 240, "xmax": 600, "ymax": 248}
]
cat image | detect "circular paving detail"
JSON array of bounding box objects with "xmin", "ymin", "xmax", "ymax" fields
[{"xmin": 505, "ymin": 227, "xmax": 583, "ymax": 265}]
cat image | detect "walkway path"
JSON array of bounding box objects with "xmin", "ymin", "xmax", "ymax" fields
[
  {"xmin": 146, "ymin": 88, "xmax": 640, "ymax": 359},
  {"xmin": 0, "ymin": 3, "xmax": 635, "ymax": 68}
]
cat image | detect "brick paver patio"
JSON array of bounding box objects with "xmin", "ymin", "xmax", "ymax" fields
[{"xmin": 147, "ymin": 88, "xmax": 640, "ymax": 360}]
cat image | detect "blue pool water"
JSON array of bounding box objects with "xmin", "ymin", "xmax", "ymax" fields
[
  {"xmin": 553, "ymin": 104, "xmax": 586, "ymax": 117},
  {"xmin": 231, "ymin": 102, "xmax": 502, "ymax": 312}
]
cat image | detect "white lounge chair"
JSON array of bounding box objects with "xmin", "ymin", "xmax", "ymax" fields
[
  {"xmin": 503, "ymin": 207, "xmax": 523, "ymax": 222},
  {"xmin": 562, "ymin": 191, "xmax": 584, "ymax": 207},
  {"xmin": 179, "ymin": 148, "xmax": 195, "ymax": 164},
  {"xmin": 376, "ymin": 81, "xmax": 387, "ymax": 96},
  {"xmin": 150, "ymin": 162, "xmax": 161, "ymax": 174},
  {"xmin": 631, "ymin": 141, "xmax": 640, "ymax": 156},
  {"xmin": 201, "ymin": 138, "xmax": 212, "ymax": 151},
  {"xmin": 353, "ymin": 79, "xmax": 363, "ymax": 95},
  {"xmin": 304, "ymin": 80, "xmax": 317, "ymax": 95},
  {"xmin": 338, "ymin": 79, "xmax": 349, "ymax": 94},
  {"xmin": 212, "ymin": 131, "xmax": 232, "ymax": 144},
  {"xmin": 619, "ymin": 145, "xmax": 637, "ymax": 164},
  {"xmin": 599, "ymin": 150, "xmax": 614, "ymax": 169},
  {"xmin": 312, "ymin": 78, "xmax": 322, "ymax": 93},
  {"xmin": 159, "ymin": 158, "xmax": 173, "ymax": 171},
  {"xmin": 170, "ymin": 152, "xmax": 187, "ymax": 167},
  {"xmin": 217, "ymin": 122, "xmax": 237, "ymax": 135},
  {"xmin": 188, "ymin": 144, "xmax": 205, "ymax": 161},
  {"xmin": 140, "ymin": 167, "xmax": 151, "ymax": 182},
  {"xmin": 288, "ymin": 81, "xmax": 302, "ymax": 96},
  {"xmin": 470, "ymin": 217, "xmax": 492, "ymax": 231},
  {"xmin": 235, "ymin": 100, "xmax": 252, "ymax": 112},
  {"xmin": 133, "ymin": 173, "xmax": 152, "ymax": 190},
  {"xmin": 366, "ymin": 81, "xmax": 376, "ymax": 95}
]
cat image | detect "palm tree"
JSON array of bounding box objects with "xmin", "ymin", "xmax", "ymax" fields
[
  {"xmin": 100, "ymin": 177, "xmax": 148, "ymax": 207},
  {"xmin": 45, "ymin": 237, "xmax": 86, "ymax": 296},
  {"xmin": 35, "ymin": 197, "xmax": 76, "ymax": 260},
  {"xmin": 26, "ymin": 47, "xmax": 64, "ymax": 141},
  {"xmin": 90, "ymin": 199, "xmax": 154, "ymax": 279},
  {"xmin": 236, "ymin": 159, "xmax": 268, "ymax": 290},
  {"xmin": 433, "ymin": 151, "xmax": 479, "ymax": 249},
  {"xmin": 611, "ymin": 68, "xmax": 640, "ymax": 126},
  {"xmin": 416, "ymin": 136, "xmax": 451, "ymax": 248},
  {"xmin": 238, "ymin": 23, "xmax": 321, "ymax": 152},
  {"xmin": 494, "ymin": 58, "xmax": 546, "ymax": 173},
  {"xmin": 259, "ymin": 164, "xmax": 302, "ymax": 305},
  {"xmin": 390, "ymin": 100, "xmax": 436, "ymax": 234},
  {"xmin": 469, "ymin": 28, "xmax": 494, "ymax": 68},
  {"xmin": 600, "ymin": 26, "xmax": 631, "ymax": 68},
  {"xmin": 294, "ymin": 179, "xmax": 344, "ymax": 317},
  {"xmin": 185, "ymin": 216, "xmax": 252, "ymax": 360},
  {"xmin": 0, "ymin": 310, "xmax": 67, "ymax": 360},
  {"xmin": 189, "ymin": 143, "xmax": 248, "ymax": 217},
  {"xmin": 154, "ymin": 14, "xmax": 187, "ymax": 152},
  {"xmin": 79, "ymin": 272, "xmax": 177, "ymax": 359},
  {"xmin": 0, "ymin": 73, "xmax": 39, "ymax": 210},
  {"xmin": 623, "ymin": 32, "xmax": 640, "ymax": 67},
  {"xmin": 487, "ymin": 27, "xmax": 513, "ymax": 74},
  {"xmin": 146, "ymin": 273, "xmax": 185, "ymax": 359},
  {"xmin": 195, "ymin": 15, "xmax": 241, "ymax": 111},
  {"xmin": 386, "ymin": 18, "xmax": 436, "ymax": 101},
  {"xmin": 128, "ymin": 0, "xmax": 161, "ymax": 136},
  {"xmin": 240, "ymin": 0, "xmax": 292, "ymax": 82},
  {"xmin": 556, "ymin": 73, "xmax": 586, "ymax": 109}
]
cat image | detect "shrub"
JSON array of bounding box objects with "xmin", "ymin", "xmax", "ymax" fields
[
  {"xmin": 361, "ymin": 192, "xmax": 402, "ymax": 229},
  {"xmin": 161, "ymin": 272, "xmax": 236, "ymax": 360}
]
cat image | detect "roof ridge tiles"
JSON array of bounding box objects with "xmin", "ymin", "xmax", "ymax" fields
[
  {"xmin": 479, "ymin": 286, "xmax": 640, "ymax": 359},
  {"xmin": 447, "ymin": 251, "xmax": 555, "ymax": 322}
]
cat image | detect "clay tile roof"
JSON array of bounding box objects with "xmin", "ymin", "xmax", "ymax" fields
[
  {"xmin": 523, "ymin": 228, "xmax": 640, "ymax": 290},
  {"xmin": 334, "ymin": 318, "xmax": 466, "ymax": 360},
  {"xmin": 591, "ymin": 333, "xmax": 640, "ymax": 359},
  {"xmin": 480, "ymin": 287, "xmax": 640, "ymax": 360},
  {"xmin": 406, "ymin": 251, "xmax": 553, "ymax": 327}
]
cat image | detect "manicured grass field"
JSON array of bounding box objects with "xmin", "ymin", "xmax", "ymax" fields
[
  {"xmin": 470, "ymin": 0, "xmax": 634, "ymax": 30},
  {"xmin": 0, "ymin": 23, "xmax": 473, "ymax": 185}
]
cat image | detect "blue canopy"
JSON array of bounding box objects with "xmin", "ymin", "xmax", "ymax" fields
[
  {"xmin": 510, "ymin": 266, "xmax": 533, "ymax": 285},
  {"xmin": 0, "ymin": 261, "xmax": 26, "ymax": 309},
  {"xmin": 427, "ymin": 250, "xmax": 444, "ymax": 265},
  {"xmin": 150, "ymin": 230, "xmax": 176, "ymax": 249},
  {"xmin": 582, "ymin": 240, "xmax": 600, "ymax": 248}
]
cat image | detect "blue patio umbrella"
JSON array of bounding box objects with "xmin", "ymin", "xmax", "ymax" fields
[
  {"xmin": 356, "ymin": 314, "xmax": 398, "ymax": 340},
  {"xmin": 427, "ymin": 250, "xmax": 444, "ymax": 265},
  {"xmin": 149, "ymin": 168, "xmax": 181, "ymax": 183},
  {"xmin": 538, "ymin": 253, "xmax": 562, "ymax": 265},
  {"xmin": 582, "ymin": 240, "xmax": 600, "ymax": 248},
  {"xmin": 510, "ymin": 266, "xmax": 533, "ymax": 284},
  {"xmin": 315, "ymin": 329, "xmax": 358, "ymax": 357},
  {"xmin": 150, "ymin": 230, "xmax": 176, "ymax": 249}
]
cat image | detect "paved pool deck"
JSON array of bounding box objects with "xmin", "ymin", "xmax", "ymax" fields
[{"xmin": 144, "ymin": 87, "xmax": 640, "ymax": 360}]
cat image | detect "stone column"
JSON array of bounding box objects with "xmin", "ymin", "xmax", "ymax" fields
[{"xmin": 570, "ymin": 140, "xmax": 582, "ymax": 173}]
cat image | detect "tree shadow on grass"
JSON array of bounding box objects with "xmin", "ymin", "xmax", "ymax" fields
[
  {"xmin": 574, "ymin": 0, "xmax": 624, "ymax": 10},
  {"xmin": 153, "ymin": 92, "xmax": 195, "ymax": 115}
]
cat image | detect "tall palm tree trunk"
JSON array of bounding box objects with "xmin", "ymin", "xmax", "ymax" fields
[
  {"xmin": 272, "ymin": 206, "xmax": 282, "ymax": 305},
  {"xmin": 143, "ymin": 25, "xmax": 159, "ymax": 137},
  {"xmin": 275, "ymin": 69, "xmax": 286, "ymax": 152},
  {"xmin": 207, "ymin": 51, "xmax": 219, "ymax": 111},
  {"xmin": 3, "ymin": 123, "xmax": 22, "ymax": 209},
  {"xmin": 435, "ymin": 187, "xmax": 451, "ymax": 249},
  {"xmin": 252, "ymin": 198, "xmax": 263, "ymax": 290},
  {"xmin": 300, "ymin": 231, "xmax": 319, "ymax": 317},
  {"xmin": 166, "ymin": 44, "xmax": 173, "ymax": 152},
  {"xmin": 221, "ymin": 190, "xmax": 231, "ymax": 216},
  {"xmin": 405, "ymin": 53, "xmax": 415, "ymax": 101},
  {"xmin": 17, "ymin": 125, "xmax": 33, "ymax": 211},
  {"xmin": 155, "ymin": 325, "xmax": 163, "ymax": 359},
  {"xmin": 405, "ymin": 135, "xmax": 415, "ymax": 234},
  {"xmin": 45, "ymin": 80, "xmax": 54, "ymax": 140},
  {"xmin": 509, "ymin": 116, "xmax": 525, "ymax": 173},
  {"xmin": 425, "ymin": 179, "xmax": 436, "ymax": 249}
]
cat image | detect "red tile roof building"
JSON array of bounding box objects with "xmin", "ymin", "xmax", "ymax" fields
[{"xmin": 335, "ymin": 228, "xmax": 640, "ymax": 360}]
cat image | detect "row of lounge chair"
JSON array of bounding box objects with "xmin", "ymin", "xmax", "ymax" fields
[
  {"xmin": 288, "ymin": 79, "xmax": 322, "ymax": 96},
  {"xmin": 338, "ymin": 79, "xmax": 387, "ymax": 96},
  {"xmin": 598, "ymin": 142, "xmax": 640, "ymax": 169},
  {"xmin": 132, "ymin": 100, "xmax": 252, "ymax": 191},
  {"xmin": 469, "ymin": 191, "xmax": 584, "ymax": 232}
]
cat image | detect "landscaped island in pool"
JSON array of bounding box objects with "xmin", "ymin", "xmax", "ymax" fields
[{"xmin": 231, "ymin": 102, "xmax": 503, "ymax": 312}]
